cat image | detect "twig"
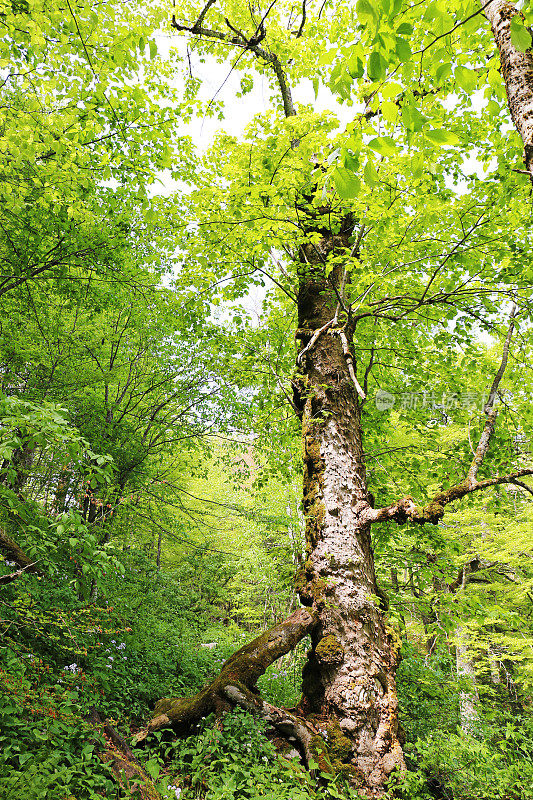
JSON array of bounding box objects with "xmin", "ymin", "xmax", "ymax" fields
[
  {"xmin": 0, "ymin": 561, "xmax": 40, "ymax": 585},
  {"xmin": 510, "ymin": 478, "xmax": 533, "ymax": 496},
  {"xmin": 466, "ymin": 304, "xmax": 517, "ymax": 484},
  {"xmin": 338, "ymin": 330, "xmax": 366, "ymax": 399},
  {"xmin": 296, "ymin": 318, "xmax": 335, "ymax": 365}
]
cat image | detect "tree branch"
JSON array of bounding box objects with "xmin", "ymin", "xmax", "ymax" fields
[
  {"xmin": 0, "ymin": 527, "xmax": 39, "ymax": 572},
  {"xmin": 171, "ymin": 8, "xmax": 296, "ymax": 118},
  {"xmin": 0, "ymin": 560, "xmax": 40, "ymax": 585},
  {"xmin": 466, "ymin": 305, "xmax": 516, "ymax": 484},
  {"xmin": 366, "ymin": 307, "xmax": 528, "ymax": 525},
  {"xmin": 511, "ymin": 478, "xmax": 533, "ymax": 496},
  {"xmin": 366, "ymin": 467, "xmax": 533, "ymax": 525}
]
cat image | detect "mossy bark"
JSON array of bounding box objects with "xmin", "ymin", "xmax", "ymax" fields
[
  {"xmin": 294, "ymin": 231, "xmax": 405, "ymax": 795},
  {"xmin": 143, "ymin": 226, "xmax": 405, "ymax": 795},
  {"xmin": 134, "ymin": 608, "xmax": 316, "ymax": 747}
]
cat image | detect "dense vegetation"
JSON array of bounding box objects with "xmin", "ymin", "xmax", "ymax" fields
[{"xmin": 1, "ymin": 0, "xmax": 533, "ymax": 798}]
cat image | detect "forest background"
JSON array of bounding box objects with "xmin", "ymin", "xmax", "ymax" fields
[{"xmin": 1, "ymin": 0, "xmax": 533, "ymax": 798}]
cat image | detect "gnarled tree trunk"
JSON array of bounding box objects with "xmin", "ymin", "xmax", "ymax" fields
[
  {"xmin": 293, "ymin": 230, "xmax": 405, "ymax": 793},
  {"xmin": 138, "ymin": 223, "xmax": 406, "ymax": 797}
]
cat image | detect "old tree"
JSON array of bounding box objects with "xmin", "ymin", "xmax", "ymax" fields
[
  {"xmin": 2, "ymin": 0, "xmax": 533, "ymax": 796},
  {"xmin": 127, "ymin": 0, "xmax": 533, "ymax": 795}
]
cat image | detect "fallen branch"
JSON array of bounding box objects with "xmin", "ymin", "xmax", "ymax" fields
[
  {"xmin": 0, "ymin": 560, "xmax": 40, "ymax": 585},
  {"xmin": 0, "ymin": 528, "xmax": 40, "ymax": 573}
]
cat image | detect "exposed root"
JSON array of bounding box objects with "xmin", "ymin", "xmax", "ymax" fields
[
  {"xmin": 222, "ymin": 683, "xmax": 315, "ymax": 767},
  {"xmin": 133, "ymin": 608, "xmax": 316, "ymax": 747}
]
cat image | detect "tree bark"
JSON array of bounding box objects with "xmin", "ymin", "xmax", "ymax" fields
[
  {"xmin": 455, "ymin": 625, "xmax": 480, "ymax": 733},
  {"xmin": 293, "ymin": 229, "xmax": 405, "ymax": 793},
  {"xmin": 133, "ymin": 609, "xmax": 316, "ymax": 751},
  {"xmin": 485, "ymin": 1, "xmax": 533, "ymax": 181}
]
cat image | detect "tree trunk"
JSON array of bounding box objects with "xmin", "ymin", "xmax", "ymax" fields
[
  {"xmin": 455, "ymin": 625, "xmax": 480, "ymax": 733},
  {"xmin": 293, "ymin": 230, "xmax": 405, "ymax": 793},
  {"xmin": 486, "ymin": 1, "xmax": 533, "ymax": 180},
  {"xmin": 141, "ymin": 223, "xmax": 405, "ymax": 796}
]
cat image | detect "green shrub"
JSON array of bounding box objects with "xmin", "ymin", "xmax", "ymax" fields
[
  {"xmin": 138, "ymin": 708, "xmax": 362, "ymax": 800},
  {"xmin": 396, "ymin": 642, "xmax": 459, "ymax": 743},
  {"xmin": 0, "ymin": 657, "xmax": 121, "ymax": 800},
  {"xmin": 413, "ymin": 716, "xmax": 533, "ymax": 800}
]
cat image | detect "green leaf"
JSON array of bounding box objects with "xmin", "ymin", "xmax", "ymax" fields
[
  {"xmin": 343, "ymin": 152, "xmax": 360, "ymax": 172},
  {"xmin": 381, "ymin": 100, "xmax": 398, "ymax": 123},
  {"xmin": 455, "ymin": 66, "xmax": 477, "ymax": 93},
  {"xmin": 396, "ymin": 22, "xmax": 413, "ymax": 35},
  {"xmin": 425, "ymin": 128, "xmax": 460, "ymax": 146},
  {"xmin": 318, "ymin": 48, "xmax": 336, "ymax": 65},
  {"xmin": 381, "ymin": 81, "xmax": 403, "ymax": 99},
  {"xmin": 367, "ymin": 135, "xmax": 398, "ymax": 156},
  {"xmin": 436, "ymin": 62, "xmax": 452, "ymax": 82},
  {"xmin": 510, "ymin": 15, "xmax": 532, "ymax": 52},
  {"xmin": 149, "ymin": 40, "xmax": 157, "ymax": 59},
  {"xmin": 368, "ymin": 50, "xmax": 387, "ymax": 81},
  {"xmin": 487, "ymin": 68, "xmax": 501, "ymax": 90},
  {"xmin": 332, "ymin": 167, "xmax": 360, "ymax": 199},
  {"xmin": 411, "ymin": 154, "xmax": 424, "ymax": 180},
  {"xmin": 356, "ymin": 0, "xmax": 378, "ymax": 19},
  {"xmin": 347, "ymin": 52, "xmax": 364, "ymax": 78},
  {"xmin": 401, "ymin": 104, "xmax": 429, "ymax": 132},
  {"xmin": 364, "ymin": 158, "xmax": 379, "ymax": 186},
  {"xmin": 394, "ymin": 35, "xmax": 411, "ymax": 63}
]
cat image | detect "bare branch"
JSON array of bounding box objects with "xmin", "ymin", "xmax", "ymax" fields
[
  {"xmin": 0, "ymin": 528, "xmax": 39, "ymax": 572},
  {"xmin": 133, "ymin": 608, "xmax": 315, "ymax": 744},
  {"xmin": 510, "ymin": 478, "xmax": 533, "ymax": 496},
  {"xmin": 338, "ymin": 329, "xmax": 366, "ymax": 399},
  {"xmin": 413, "ymin": 0, "xmax": 495, "ymax": 56},
  {"xmin": 194, "ymin": 0, "xmax": 218, "ymax": 31},
  {"xmin": 295, "ymin": 0, "xmax": 307, "ymax": 38},
  {"xmin": 171, "ymin": 5, "xmax": 296, "ymax": 118},
  {"xmin": 466, "ymin": 305, "xmax": 516, "ymax": 484},
  {"xmin": 0, "ymin": 560, "xmax": 40, "ymax": 585},
  {"xmin": 296, "ymin": 318, "xmax": 335, "ymax": 365}
]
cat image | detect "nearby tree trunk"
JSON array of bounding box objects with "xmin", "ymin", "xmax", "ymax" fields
[
  {"xmin": 292, "ymin": 228, "xmax": 405, "ymax": 793},
  {"xmin": 455, "ymin": 625, "xmax": 480, "ymax": 734},
  {"xmin": 486, "ymin": 0, "xmax": 533, "ymax": 181}
]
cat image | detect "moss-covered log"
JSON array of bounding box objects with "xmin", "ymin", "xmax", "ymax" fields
[{"xmin": 134, "ymin": 608, "xmax": 316, "ymax": 746}]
